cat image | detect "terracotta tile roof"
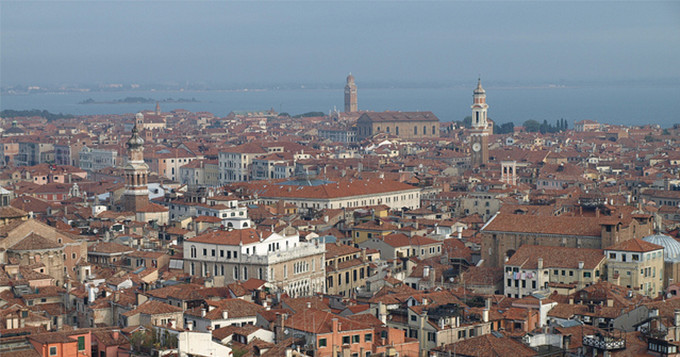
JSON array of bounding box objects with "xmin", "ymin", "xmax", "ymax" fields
[
  {"xmin": 482, "ymin": 213, "xmax": 603, "ymax": 237},
  {"xmin": 89, "ymin": 242, "xmax": 135, "ymax": 254},
  {"xmin": 186, "ymin": 298, "xmax": 265, "ymax": 320},
  {"xmin": 232, "ymin": 178, "xmax": 418, "ymax": 200},
  {"xmin": 212, "ymin": 324, "xmax": 241, "ymax": 341},
  {"xmin": 186, "ymin": 228, "xmax": 270, "ymax": 245},
  {"xmin": 285, "ymin": 308, "xmax": 371, "ymax": 334},
  {"xmin": 358, "ymin": 111, "xmax": 439, "ymax": 123},
  {"xmin": 10, "ymin": 233, "xmax": 61, "ymax": 251},
  {"xmin": 505, "ymin": 245, "xmax": 605, "ymax": 270},
  {"xmin": 325, "ymin": 243, "xmax": 361, "ymax": 259},
  {"xmin": 606, "ymin": 238, "xmax": 663, "ymax": 252},
  {"xmin": 123, "ymin": 300, "xmax": 181, "ymax": 317},
  {"xmin": 433, "ymin": 331, "xmax": 536, "ymax": 356},
  {"xmin": 382, "ymin": 233, "xmax": 440, "ymax": 248},
  {"xmin": 282, "ymin": 296, "xmax": 330, "ymax": 313}
]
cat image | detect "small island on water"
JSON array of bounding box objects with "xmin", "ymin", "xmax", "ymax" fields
[{"xmin": 78, "ymin": 97, "xmax": 200, "ymax": 105}]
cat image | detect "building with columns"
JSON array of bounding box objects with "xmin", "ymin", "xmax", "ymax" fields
[
  {"xmin": 344, "ymin": 73, "xmax": 358, "ymax": 113},
  {"xmin": 470, "ymin": 79, "xmax": 491, "ymax": 167},
  {"xmin": 501, "ymin": 161, "xmax": 518, "ymax": 186}
]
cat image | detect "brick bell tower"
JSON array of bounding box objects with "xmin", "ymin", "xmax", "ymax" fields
[
  {"xmin": 470, "ymin": 78, "xmax": 490, "ymax": 167},
  {"xmin": 344, "ymin": 73, "xmax": 358, "ymax": 113},
  {"xmin": 121, "ymin": 113, "xmax": 150, "ymax": 212}
]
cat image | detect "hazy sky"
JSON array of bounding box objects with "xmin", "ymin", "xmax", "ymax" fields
[{"xmin": 2, "ymin": 1, "xmax": 679, "ymax": 87}]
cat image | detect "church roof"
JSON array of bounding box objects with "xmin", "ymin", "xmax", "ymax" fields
[
  {"xmin": 358, "ymin": 111, "xmax": 439, "ymax": 123},
  {"xmin": 10, "ymin": 233, "xmax": 61, "ymax": 251}
]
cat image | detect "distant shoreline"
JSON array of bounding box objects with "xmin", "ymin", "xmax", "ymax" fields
[{"xmin": 78, "ymin": 97, "xmax": 200, "ymax": 105}]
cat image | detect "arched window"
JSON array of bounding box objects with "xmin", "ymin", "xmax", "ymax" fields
[
  {"xmin": 414, "ymin": 126, "xmax": 418, "ymax": 135},
  {"xmin": 191, "ymin": 246, "xmax": 197, "ymax": 258}
]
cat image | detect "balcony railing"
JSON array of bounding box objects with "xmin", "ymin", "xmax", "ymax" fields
[{"xmin": 582, "ymin": 334, "xmax": 626, "ymax": 350}]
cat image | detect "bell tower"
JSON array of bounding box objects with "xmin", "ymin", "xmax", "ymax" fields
[
  {"xmin": 121, "ymin": 113, "xmax": 150, "ymax": 212},
  {"xmin": 344, "ymin": 73, "xmax": 358, "ymax": 113},
  {"xmin": 470, "ymin": 78, "xmax": 490, "ymax": 167}
]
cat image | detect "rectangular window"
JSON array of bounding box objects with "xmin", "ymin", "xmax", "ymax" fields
[
  {"xmin": 319, "ymin": 338, "xmax": 327, "ymax": 347},
  {"xmin": 410, "ymin": 315, "xmax": 417, "ymax": 321},
  {"xmin": 352, "ymin": 335, "xmax": 360, "ymax": 343},
  {"xmin": 584, "ymin": 272, "xmax": 592, "ymax": 278},
  {"xmin": 365, "ymin": 333, "xmax": 372, "ymax": 342},
  {"xmin": 49, "ymin": 347, "xmax": 58, "ymax": 356},
  {"xmin": 342, "ymin": 336, "xmax": 350, "ymax": 344},
  {"xmin": 78, "ymin": 336, "xmax": 85, "ymax": 351}
]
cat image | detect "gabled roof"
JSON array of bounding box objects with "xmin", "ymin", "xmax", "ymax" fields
[{"xmin": 10, "ymin": 233, "xmax": 62, "ymax": 251}]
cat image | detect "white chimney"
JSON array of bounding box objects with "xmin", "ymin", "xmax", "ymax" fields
[
  {"xmin": 87, "ymin": 285, "xmax": 97, "ymax": 304},
  {"xmin": 201, "ymin": 308, "xmax": 207, "ymax": 317},
  {"xmin": 222, "ymin": 310, "xmax": 228, "ymax": 319},
  {"xmin": 578, "ymin": 261, "xmax": 584, "ymax": 270},
  {"xmin": 187, "ymin": 320, "xmax": 193, "ymax": 331},
  {"xmin": 483, "ymin": 309, "xmax": 489, "ymax": 323}
]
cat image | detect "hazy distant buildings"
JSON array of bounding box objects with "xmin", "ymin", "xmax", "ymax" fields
[
  {"xmin": 344, "ymin": 73, "xmax": 358, "ymax": 113},
  {"xmin": 15, "ymin": 140, "xmax": 53, "ymax": 166},
  {"xmin": 318, "ymin": 125, "xmax": 356, "ymax": 143},
  {"xmin": 575, "ymin": 119, "xmax": 601, "ymax": 132},
  {"xmin": 79, "ymin": 146, "xmax": 118, "ymax": 172},
  {"xmin": 356, "ymin": 111, "xmax": 440, "ymax": 140}
]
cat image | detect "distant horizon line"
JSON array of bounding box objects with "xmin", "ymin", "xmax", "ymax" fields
[{"xmin": 3, "ymin": 77, "xmax": 679, "ymax": 93}]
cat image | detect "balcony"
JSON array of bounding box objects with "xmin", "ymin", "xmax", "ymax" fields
[{"xmin": 582, "ymin": 333, "xmax": 626, "ymax": 351}]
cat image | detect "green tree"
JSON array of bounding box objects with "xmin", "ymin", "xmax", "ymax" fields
[{"xmin": 524, "ymin": 119, "xmax": 540, "ymax": 132}]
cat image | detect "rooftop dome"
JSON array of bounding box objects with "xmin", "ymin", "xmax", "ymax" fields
[
  {"xmin": 642, "ymin": 234, "xmax": 680, "ymax": 262},
  {"xmin": 126, "ymin": 124, "xmax": 144, "ymax": 149}
]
